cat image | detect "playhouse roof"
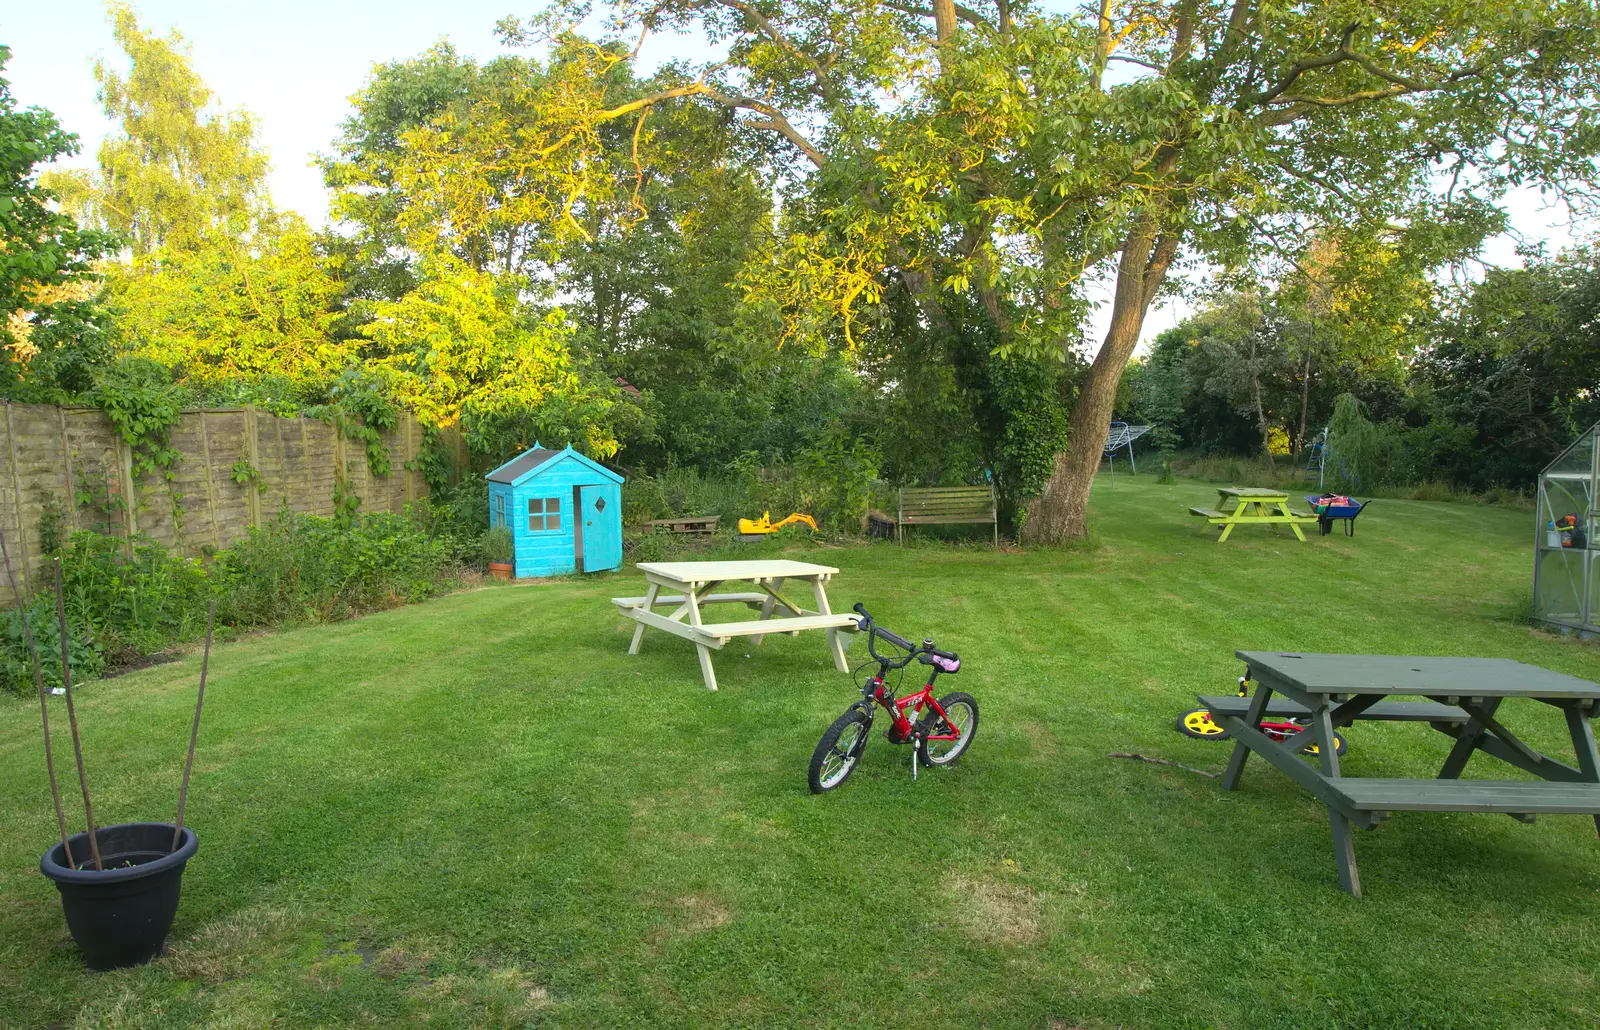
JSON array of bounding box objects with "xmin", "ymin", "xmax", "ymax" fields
[{"xmin": 484, "ymin": 444, "xmax": 624, "ymax": 486}]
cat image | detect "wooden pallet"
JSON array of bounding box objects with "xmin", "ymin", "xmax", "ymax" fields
[{"xmin": 649, "ymin": 515, "xmax": 721, "ymax": 535}]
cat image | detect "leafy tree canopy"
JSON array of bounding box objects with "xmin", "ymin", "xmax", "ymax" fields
[
  {"xmin": 480, "ymin": 0, "xmax": 1600, "ymax": 537},
  {"xmin": 45, "ymin": 2, "xmax": 270, "ymax": 257},
  {"xmin": 0, "ymin": 44, "xmax": 117, "ymax": 395}
]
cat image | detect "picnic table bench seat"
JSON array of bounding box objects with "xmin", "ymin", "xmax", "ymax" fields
[
  {"xmin": 691, "ymin": 613, "xmax": 861, "ymax": 646},
  {"xmin": 1331, "ymin": 779, "xmax": 1600, "ymax": 815},
  {"xmin": 1188, "ymin": 507, "xmax": 1230, "ymax": 520},
  {"xmin": 1197, "ymin": 695, "xmax": 1468, "ymax": 725},
  {"xmin": 611, "ymin": 592, "xmax": 770, "ymax": 610}
]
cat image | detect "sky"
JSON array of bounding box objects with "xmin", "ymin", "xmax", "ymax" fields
[{"xmin": 4, "ymin": 2, "xmax": 1593, "ymax": 349}]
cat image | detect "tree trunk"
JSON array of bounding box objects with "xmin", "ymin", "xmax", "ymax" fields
[
  {"xmin": 1293, "ymin": 349, "xmax": 1312, "ymax": 466},
  {"xmin": 1022, "ymin": 220, "xmax": 1178, "ymax": 543},
  {"xmin": 932, "ymin": 0, "xmax": 958, "ymax": 52},
  {"xmin": 1251, "ymin": 360, "xmax": 1275, "ymax": 471}
]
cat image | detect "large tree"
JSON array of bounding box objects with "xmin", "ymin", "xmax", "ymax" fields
[
  {"xmin": 1415, "ymin": 245, "xmax": 1600, "ymax": 489},
  {"xmin": 485, "ymin": 0, "xmax": 1600, "ymax": 539},
  {"xmin": 0, "ymin": 45, "xmax": 116, "ymax": 394},
  {"xmin": 42, "ymin": 5, "xmax": 355, "ymax": 395},
  {"xmin": 45, "ymin": 3, "xmax": 268, "ymax": 257}
]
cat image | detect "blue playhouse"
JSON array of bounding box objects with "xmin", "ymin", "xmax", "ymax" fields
[{"xmin": 486, "ymin": 444, "xmax": 624, "ymax": 577}]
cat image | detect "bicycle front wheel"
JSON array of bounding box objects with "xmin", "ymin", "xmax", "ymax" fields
[
  {"xmin": 809, "ymin": 708, "xmax": 870, "ymax": 793},
  {"xmin": 918, "ymin": 692, "xmax": 978, "ymax": 767}
]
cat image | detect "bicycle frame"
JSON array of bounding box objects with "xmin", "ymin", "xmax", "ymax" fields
[{"xmin": 858, "ymin": 665, "xmax": 962, "ymax": 744}]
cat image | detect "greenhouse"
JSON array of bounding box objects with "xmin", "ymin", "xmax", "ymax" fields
[{"xmin": 1534, "ymin": 422, "xmax": 1600, "ymax": 635}]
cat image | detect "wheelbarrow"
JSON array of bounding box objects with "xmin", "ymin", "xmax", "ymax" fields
[{"xmin": 1304, "ymin": 495, "xmax": 1371, "ymax": 537}]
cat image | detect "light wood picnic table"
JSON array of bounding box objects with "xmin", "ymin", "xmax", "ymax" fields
[
  {"xmin": 612, "ymin": 560, "xmax": 859, "ymax": 691},
  {"xmin": 1205, "ymin": 651, "xmax": 1600, "ymax": 896},
  {"xmin": 1188, "ymin": 486, "xmax": 1318, "ymax": 542}
]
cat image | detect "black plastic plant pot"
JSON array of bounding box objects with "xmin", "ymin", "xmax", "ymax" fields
[{"xmin": 39, "ymin": 822, "xmax": 199, "ymax": 971}]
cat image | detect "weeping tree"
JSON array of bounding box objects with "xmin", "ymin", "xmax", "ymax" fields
[{"xmin": 410, "ymin": 0, "xmax": 1600, "ymax": 540}]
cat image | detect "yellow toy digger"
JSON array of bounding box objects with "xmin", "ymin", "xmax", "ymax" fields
[{"xmin": 737, "ymin": 511, "xmax": 819, "ymax": 537}]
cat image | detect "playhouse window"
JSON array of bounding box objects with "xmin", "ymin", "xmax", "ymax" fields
[
  {"xmin": 529, "ymin": 497, "xmax": 562, "ymax": 532},
  {"xmin": 493, "ymin": 494, "xmax": 506, "ymax": 527}
]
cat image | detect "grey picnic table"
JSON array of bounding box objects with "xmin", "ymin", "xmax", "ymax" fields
[
  {"xmin": 1203, "ymin": 651, "xmax": 1600, "ymax": 896},
  {"xmin": 612, "ymin": 559, "xmax": 860, "ymax": 691}
]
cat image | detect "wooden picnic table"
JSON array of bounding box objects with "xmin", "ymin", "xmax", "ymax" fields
[
  {"xmin": 1188, "ymin": 486, "xmax": 1318, "ymax": 542},
  {"xmin": 613, "ymin": 560, "xmax": 859, "ymax": 691},
  {"xmin": 1204, "ymin": 651, "xmax": 1600, "ymax": 896}
]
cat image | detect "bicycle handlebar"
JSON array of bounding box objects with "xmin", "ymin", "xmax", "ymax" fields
[{"xmin": 852, "ymin": 603, "xmax": 956, "ymax": 666}]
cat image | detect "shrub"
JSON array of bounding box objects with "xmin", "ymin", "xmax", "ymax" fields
[
  {"xmin": 1327, "ymin": 394, "xmax": 1402, "ymax": 491},
  {"xmin": 624, "ymin": 526, "xmax": 672, "ymax": 565},
  {"xmin": 1, "ymin": 596, "xmax": 106, "ymax": 694},
  {"xmin": 2, "ymin": 505, "xmax": 457, "ymax": 694},
  {"xmin": 59, "ymin": 530, "xmax": 210, "ymax": 660},
  {"xmin": 216, "ymin": 509, "xmax": 450, "ymax": 626},
  {"xmin": 406, "ymin": 479, "xmax": 489, "ymax": 565},
  {"xmin": 482, "ymin": 526, "xmax": 514, "ymax": 564},
  {"xmin": 622, "ymin": 475, "xmax": 669, "ymax": 526},
  {"xmin": 795, "ymin": 435, "xmax": 879, "ymax": 534}
]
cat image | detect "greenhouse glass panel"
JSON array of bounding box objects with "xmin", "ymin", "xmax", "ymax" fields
[
  {"xmin": 1537, "ymin": 549, "xmax": 1585, "ymax": 625},
  {"xmin": 1590, "ymin": 551, "xmax": 1600, "ymax": 632},
  {"xmin": 1547, "ymin": 432, "xmax": 1595, "ymax": 476},
  {"xmin": 1543, "ymin": 479, "xmax": 1591, "ymax": 532},
  {"xmin": 1536, "ymin": 421, "xmax": 1600, "ymax": 634}
]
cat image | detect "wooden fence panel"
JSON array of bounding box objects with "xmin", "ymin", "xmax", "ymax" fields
[
  {"xmin": 0, "ymin": 402, "xmax": 452, "ymax": 590},
  {"xmin": 202, "ymin": 410, "xmax": 255, "ymax": 547}
]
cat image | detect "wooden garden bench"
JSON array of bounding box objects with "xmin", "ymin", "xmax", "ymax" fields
[{"xmin": 896, "ymin": 485, "xmax": 998, "ymax": 546}]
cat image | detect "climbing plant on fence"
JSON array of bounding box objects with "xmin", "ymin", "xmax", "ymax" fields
[
  {"xmin": 90, "ymin": 358, "xmax": 187, "ymax": 525},
  {"xmin": 304, "ymin": 371, "xmax": 398, "ymax": 479}
]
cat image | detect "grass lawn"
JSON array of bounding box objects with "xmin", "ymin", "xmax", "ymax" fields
[{"xmin": 4, "ymin": 475, "xmax": 1600, "ymax": 1029}]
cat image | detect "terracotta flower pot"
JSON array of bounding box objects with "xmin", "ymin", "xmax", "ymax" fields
[{"xmin": 488, "ymin": 561, "xmax": 513, "ymax": 580}]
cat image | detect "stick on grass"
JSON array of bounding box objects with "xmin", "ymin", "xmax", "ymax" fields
[
  {"xmin": 1106, "ymin": 751, "xmax": 1221, "ymax": 779},
  {"xmin": 54, "ymin": 558, "xmax": 100, "ymax": 871},
  {"xmin": 1, "ymin": 531, "xmax": 72, "ymax": 867},
  {"xmin": 173, "ymin": 600, "xmax": 214, "ymax": 852}
]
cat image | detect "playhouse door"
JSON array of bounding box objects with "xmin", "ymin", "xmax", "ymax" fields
[{"xmin": 577, "ymin": 485, "xmax": 620, "ymax": 573}]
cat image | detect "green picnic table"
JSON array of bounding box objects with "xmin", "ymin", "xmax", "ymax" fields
[
  {"xmin": 1204, "ymin": 651, "xmax": 1600, "ymax": 896},
  {"xmin": 1188, "ymin": 486, "xmax": 1318, "ymax": 542}
]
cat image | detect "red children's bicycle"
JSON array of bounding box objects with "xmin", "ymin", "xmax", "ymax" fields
[{"xmin": 807, "ymin": 604, "xmax": 979, "ymax": 793}]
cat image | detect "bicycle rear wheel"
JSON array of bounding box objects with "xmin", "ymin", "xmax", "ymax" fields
[
  {"xmin": 917, "ymin": 692, "xmax": 978, "ymax": 767},
  {"xmin": 809, "ymin": 708, "xmax": 870, "ymax": 793}
]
